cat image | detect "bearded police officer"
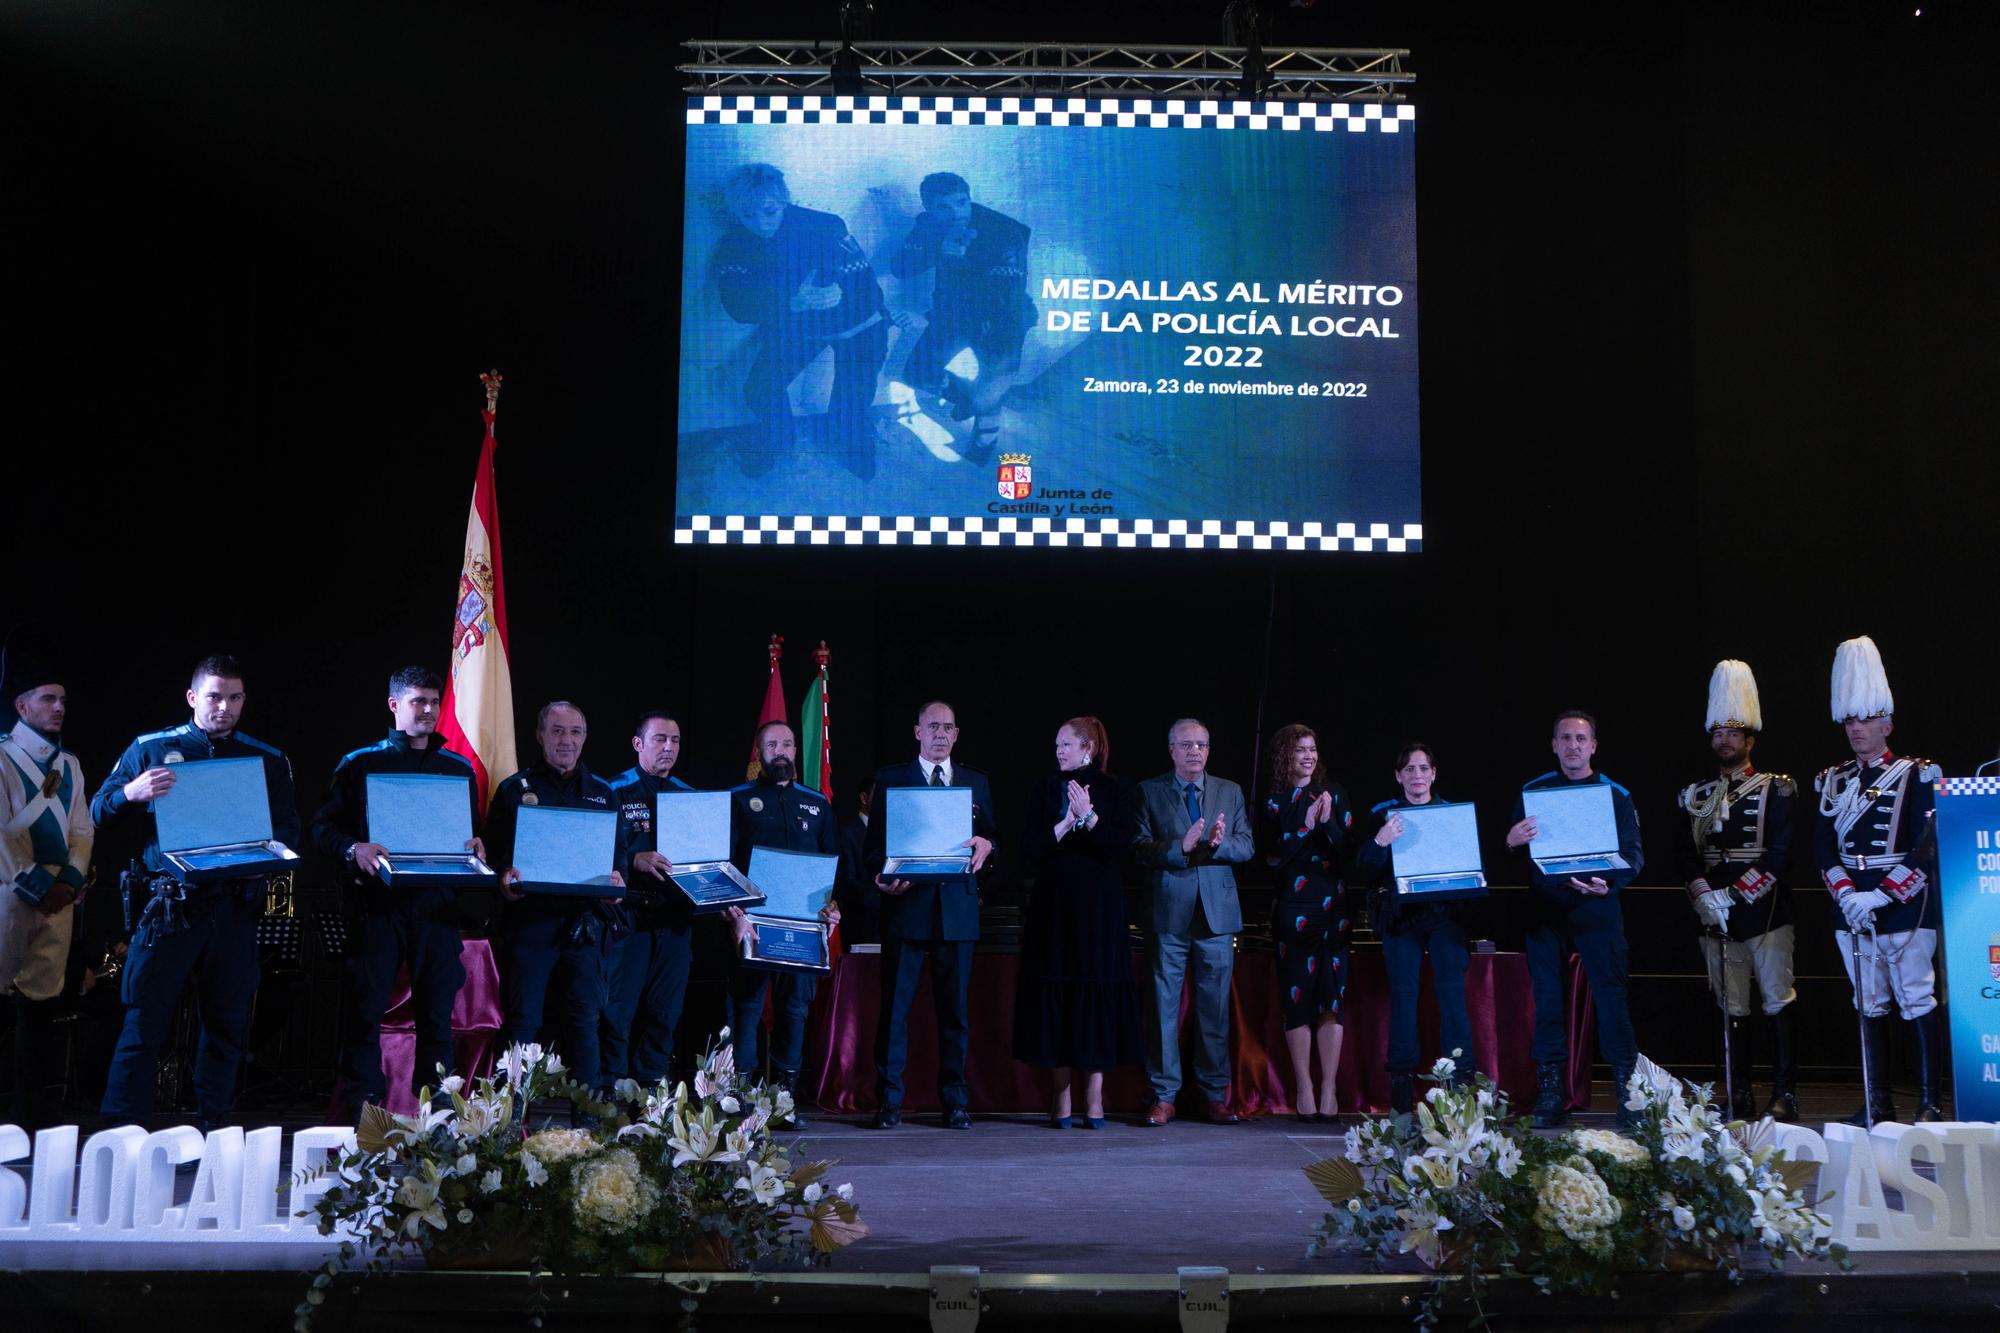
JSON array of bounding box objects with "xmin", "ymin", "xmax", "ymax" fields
[
  {"xmin": 727, "ymin": 720, "xmax": 840, "ymax": 1126},
  {"xmin": 1675, "ymin": 661, "xmax": 1800, "ymax": 1122},
  {"xmin": 94, "ymin": 654, "xmax": 300, "ymax": 1130},
  {"xmin": 1815, "ymin": 636, "xmax": 1944, "ymax": 1125}
]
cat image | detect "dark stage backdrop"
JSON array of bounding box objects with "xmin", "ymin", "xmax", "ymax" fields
[{"xmin": 7, "ymin": 3, "xmax": 1998, "ymax": 1072}]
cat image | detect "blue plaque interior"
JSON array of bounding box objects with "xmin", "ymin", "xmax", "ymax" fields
[
  {"xmin": 155, "ymin": 758, "xmax": 274, "ymax": 851},
  {"xmin": 1389, "ymin": 802, "xmax": 1483, "ymax": 879},
  {"xmin": 514, "ymin": 805, "xmax": 617, "ymax": 885},
  {"xmin": 659, "ymin": 790, "xmax": 732, "ymax": 865},
  {"xmin": 746, "ymin": 847, "xmax": 837, "ymax": 920},
  {"xmin": 885, "ymin": 786, "xmax": 973, "ymax": 859},
  {"xmin": 366, "ymin": 773, "xmax": 474, "ymax": 854},
  {"xmin": 1522, "ymin": 784, "xmax": 1618, "ymax": 860}
]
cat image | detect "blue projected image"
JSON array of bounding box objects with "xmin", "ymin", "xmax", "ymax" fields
[{"xmin": 676, "ymin": 99, "xmax": 1420, "ymax": 549}]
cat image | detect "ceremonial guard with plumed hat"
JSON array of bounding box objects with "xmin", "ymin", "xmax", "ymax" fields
[
  {"xmin": 1813, "ymin": 636, "xmax": 1944, "ymax": 1124},
  {"xmin": 1675, "ymin": 660, "xmax": 1800, "ymax": 1121}
]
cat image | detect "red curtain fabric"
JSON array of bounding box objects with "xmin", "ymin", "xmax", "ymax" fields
[{"xmin": 803, "ymin": 948, "xmax": 1596, "ymax": 1117}]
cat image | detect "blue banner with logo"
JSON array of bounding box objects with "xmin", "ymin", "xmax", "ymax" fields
[{"xmin": 1933, "ymin": 776, "xmax": 2000, "ymax": 1121}]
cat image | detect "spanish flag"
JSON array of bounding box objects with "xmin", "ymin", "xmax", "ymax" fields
[{"xmin": 438, "ymin": 371, "xmax": 518, "ymax": 809}]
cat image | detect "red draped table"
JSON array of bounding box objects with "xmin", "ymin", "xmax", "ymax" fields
[
  {"xmin": 327, "ymin": 938, "xmax": 506, "ymax": 1118},
  {"xmin": 803, "ymin": 947, "xmax": 1596, "ymax": 1117}
]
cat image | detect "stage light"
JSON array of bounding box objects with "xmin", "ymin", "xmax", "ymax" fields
[
  {"xmin": 829, "ymin": 0, "xmax": 873, "ymax": 97},
  {"xmin": 1225, "ymin": 0, "xmax": 1268, "ymax": 100}
]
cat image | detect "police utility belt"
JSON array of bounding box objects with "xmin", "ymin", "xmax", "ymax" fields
[
  {"xmin": 120, "ymin": 860, "xmax": 258, "ymax": 945},
  {"xmin": 1839, "ymin": 851, "xmax": 1906, "ymax": 871}
]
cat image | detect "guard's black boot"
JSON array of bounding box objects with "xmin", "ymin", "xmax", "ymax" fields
[
  {"xmin": 1389, "ymin": 1073, "xmax": 1415, "ymax": 1116},
  {"xmin": 1763, "ymin": 1006, "xmax": 1799, "ymax": 1123},
  {"xmin": 1612, "ymin": 1061, "xmax": 1641, "ymax": 1130},
  {"xmin": 1532, "ymin": 1061, "xmax": 1569, "ymax": 1129},
  {"xmin": 1912, "ymin": 1010, "xmax": 1947, "ymax": 1122},
  {"xmin": 1843, "ymin": 1014, "xmax": 1898, "ymax": 1127},
  {"xmin": 8, "ymin": 995, "xmax": 64, "ymax": 1130},
  {"xmin": 1726, "ymin": 1018, "xmax": 1755, "ymax": 1121}
]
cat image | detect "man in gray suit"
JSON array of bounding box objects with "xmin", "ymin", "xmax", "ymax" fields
[{"xmin": 1133, "ymin": 718, "xmax": 1254, "ymax": 1125}]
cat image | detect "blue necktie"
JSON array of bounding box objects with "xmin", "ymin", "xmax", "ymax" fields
[{"xmin": 1183, "ymin": 782, "xmax": 1201, "ymax": 825}]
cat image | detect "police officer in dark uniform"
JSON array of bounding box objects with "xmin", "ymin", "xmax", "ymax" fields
[
  {"xmin": 728, "ymin": 720, "xmax": 839, "ymax": 1125},
  {"xmin": 710, "ymin": 162, "xmax": 889, "ymax": 479},
  {"xmin": 603, "ymin": 710, "xmax": 696, "ymax": 1090},
  {"xmin": 312, "ymin": 665, "xmax": 482, "ymax": 1121},
  {"xmin": 1675, "ymin": 661, "xmax": 1800, "ymax": 1122},
  {"xmin": 1815, "ymin": 636, "xmax": 1943, "ymax": 1125},
  {"xmin": 486, "ymin": 699, "xmax": 625, "ymax": 1095},
  {"xmin": 94, "ymin": 654, "xmax": 301, "ymax": 1130},
  {"xmin": 1505, "ymin": 709, "xmax": 1645, "ymax": 1129},
  {"xmin": 889, "ymin": 171, "xmax": 1036, "ymax": 462}
]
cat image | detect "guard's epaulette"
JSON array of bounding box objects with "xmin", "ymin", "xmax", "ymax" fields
[
  {"xmin": 1769, "ymin": 772, "xmax": 1797, "ymax": 796},
  {"xmin": 1917, "ymin": 760, "xmax": 1943, "ymax": 784},
  {"xmin": 1678, "ymin": 779, "xmax": 1711, "ymax": 811},
  {"xmin": 231, "ymin": 731, "xmax": 282, "ymax": 758},
  {"xmin": 1369, "ymin": 798, "xmax": 1399, "ymax": 814},
  {"xmin": 1813, "ymin": 761, "xmax": 1848, "ymax": 793}
]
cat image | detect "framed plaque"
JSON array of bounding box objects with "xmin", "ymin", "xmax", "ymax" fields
[
  {"xmin": 513, "ymin": 805, "xmax": 621, "ymax": 897},
  {"xmin": 1387, "ymin": 801, "xmax": 1487, "ymax": 901},
  {"xmin": 366, "ymin": 772, "xmax": 493, "ymax": 889},
  {"xmin": 1522, "ymin": 784, "xmax": 1629, "ymax": 877},
  {"xmin": 656, "ymin": 790, "xmax": 763, "ymax": 912},
  {"xmin": 882, "ymin": 786, "xmax": 973, "ymax": 881},
  {"xmin": 740, "ymin": 847, "xmax": 836, "ymax": 973},
  {"xmin": 154, "ymin": 757, "xmax": 298, "ymax": 883}
]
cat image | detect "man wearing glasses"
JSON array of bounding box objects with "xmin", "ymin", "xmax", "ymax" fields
[
  {"xmin": 862, "ymin": 700, "xmax": 995, "ymax": 1129},
  {"xmin": 1134, "ymin": 718, "xmax": 1253, "ymax": 1126}
]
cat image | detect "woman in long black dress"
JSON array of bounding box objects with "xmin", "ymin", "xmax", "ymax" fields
[
  {"xmin": 1256, "ymin": 723, "xmax": 1356, "ymax": 1122},
  {"xmin": 1012, "ymin": 716, "xmax": 1142, "ymax": 1128}
]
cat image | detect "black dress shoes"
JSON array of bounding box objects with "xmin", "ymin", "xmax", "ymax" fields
[
  {"xmin": 872, "ymin": 1106, "xmax": 902, "ymax": 1130},
  {"xmin": 943, "ymin": 1107, "xmax": 973, "ymax": 1130}
]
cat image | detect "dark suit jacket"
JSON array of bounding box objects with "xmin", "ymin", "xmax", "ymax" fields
[
  {"xmin": 1133, "ymin": 770, "xmax": 1253, "ymax": 935},
  {"xmin": 862, "ymin": 760, "xmax": 996, "ymax": 943}
]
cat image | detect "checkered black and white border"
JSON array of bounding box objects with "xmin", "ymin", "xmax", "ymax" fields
[
  {"xmin": 1937, "ymin": 776, "xmax": 2000, "ymax": 797},
  {"xmin": 675, "ymin": 515, "xmax": 1422, "ymax": 551},
  {"xmin": 687, "ymin": 96, "xmax": 1415, "ymax": 133}
]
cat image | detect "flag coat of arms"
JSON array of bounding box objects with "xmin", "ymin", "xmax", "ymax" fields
[
  {"xmin": 438, "ymin": 372, "xmax": 519, "ymax": 809},
  {"xmin": 997, "ymin": 452, "xmax": 1032, "ymax": 500},
  {"xmin": 1989, "ymin": 934, "xmax": 2000, "ymax": 984}
]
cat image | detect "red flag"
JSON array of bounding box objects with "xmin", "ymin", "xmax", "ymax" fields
[
  {"xmin": 745, "ymin": 635, "xmax": 786, "ymax": 780},
  {"xmin": 438, "ymin": 371, "xmax": 519, "ymax": 809}
]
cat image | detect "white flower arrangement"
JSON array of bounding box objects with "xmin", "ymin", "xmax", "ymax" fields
[
  {"xmin": 292, "ymin": 1033, "xmax": 866, "ymax": 1333},
  {"xmin": 1308, "ymin": 1051, "xmax": 1849, "ymax": 1328}
]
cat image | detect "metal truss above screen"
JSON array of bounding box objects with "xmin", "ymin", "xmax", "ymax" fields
[{"xmin": 680, "ymin": 40, "xmax": 1412, "ymax": 102}]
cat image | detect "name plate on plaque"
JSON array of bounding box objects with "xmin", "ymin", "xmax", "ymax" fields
[
  {"xmin": 882, "ymin": 786, "xmax": 974, "ymax": 881},
  {"xmin": 1523, "ymin": 783, "xmax": 1630, "ymax": 877},
  {"xmin": 366, "ymin": 772, "xmax": 494, "ymax": 889},
  {"xmin": 741, "ymin": 847, "xmax": 836, "ymax": 973},
  {"xmin": 656, "ymin": 790, "xmax": 763, "ymax": 912},
  {"xmin": 1387, "ymin": 801, "xmax": 1487, "ymax": 901},
  {"xmin": 513, "ymin": 805, "xmax": 621, "ymax": 897},
  {"xmin": 154, "ymin": 756, "xmax": 299, "ymax": 883}
]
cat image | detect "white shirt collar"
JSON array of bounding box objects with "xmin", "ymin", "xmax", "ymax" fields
[
  {"xmin": 918, "ymin": 757, "xmax": 954, "ymax": 786},
  {"xmin": 7, "ymin": 720, "xmax": 57, "ymax": 763}
]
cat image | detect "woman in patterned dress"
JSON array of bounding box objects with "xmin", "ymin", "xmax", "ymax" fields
[{"xmin": 1256, "ymin": 723, "xmax": 1355, "ymax": 1122}]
